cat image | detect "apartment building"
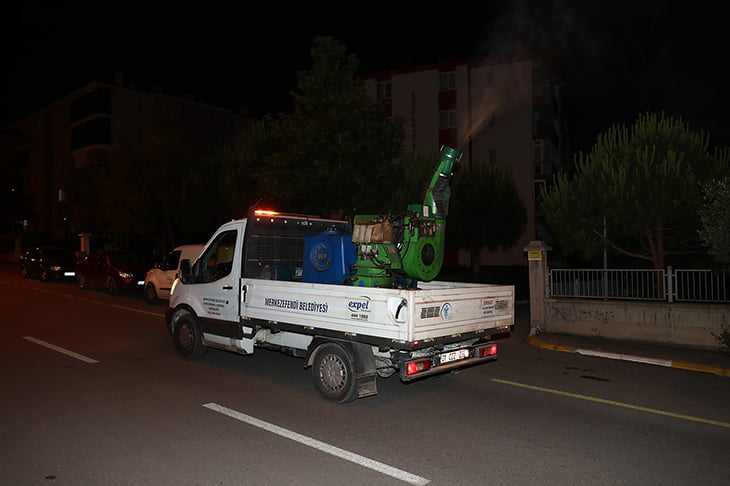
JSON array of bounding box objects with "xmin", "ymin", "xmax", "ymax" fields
[
  {"xmin": 5, "ymin": 78, "xmax": 251, "ymax": 245},
  {"xmin": 361, "ymin": 51, "xmax": 567, "ymax": 266}
]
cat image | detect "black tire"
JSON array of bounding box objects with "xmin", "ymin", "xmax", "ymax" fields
[
  {"xmin": 173, "ymin": 313, "xmax": 207, "ymax": 360},
  {"xmin": 144, "ymin": 282, "xmax": 158, "ymax": 304},
  {"xmin": 107, "ymin": 277, "xmax": 119, "ymax": 295},
  {"xmin": 311, "ymin": 342, "xmax": 358, "ymax": 404}
]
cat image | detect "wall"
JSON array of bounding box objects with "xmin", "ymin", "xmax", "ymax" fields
[
  {"xmin": 542, "ymin": 298, "xmax": 730, "ymax": 349},
  {"xmin": 524, "ymin": 240, "xmax": 729, "ymax": 350}
]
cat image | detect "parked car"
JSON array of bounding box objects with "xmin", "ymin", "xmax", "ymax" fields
[
  {"xmin": 19, "ymin": 246, "xmax": 78, "ymax": 281},
  {"xmin": 144, "ymin": 243, "xmax": 204, "ymax": 304},
  {"xmin": 76, "ymin": 249, "xmax": 148, "ymax": 294}
]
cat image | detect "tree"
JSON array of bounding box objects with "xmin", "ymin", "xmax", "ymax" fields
[
  {"xmin": 199, "ymin": 117, "xmax": 278, "ymax": 221},
  {"xmin": 447, "ymin": 163, "xmax": 527, "ymax": 273},
  {"xmin": 261, "ymin": 36, "xmax": 404, "ymax": 217},
  {"xmin": 542, "ymin": 112, "xmax": 729, "ymax": 269},
  {"xmin": 699, "ymin": 176, "xmax": 730, "ymax": 268},
  {"xmin": 381, "ymin": 151, "xmax": 438, "ymax": 212},
  {"xmin": 101, "ymin": 127, "xmax": 200, "ymax": 252}
]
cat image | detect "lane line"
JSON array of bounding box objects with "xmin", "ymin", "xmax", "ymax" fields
[
  {"xmin": 22, "ymin": 336, "xmax": 99, "ymax": 364},
  {"xmin": 491, "ymin": 378, "xmax": 730, "ymax": 429},
  {"xmin": 203, "ymin": 402, "xmax": 430, "ymax": 485},
  {"xmin": 110, "ymin": 304, "xmax": 164, "ymax": 317}
]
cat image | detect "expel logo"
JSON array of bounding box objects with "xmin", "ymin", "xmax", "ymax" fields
[
  {"xmin": 440, "ymin": 302, "xmax": 452, "ymax": 320},
  {"xmin": 347, "ymin": 296, "xmax": 372, "ymax": 313}
]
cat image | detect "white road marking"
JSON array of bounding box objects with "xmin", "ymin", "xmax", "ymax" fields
[
  {"xmin": 110, "ymin": 304, "xmax": 164, "ymax": 317},
  {"xmin": 203, "ymin": 402, "xmax": 430, "ymax": 485},
  {"xmin": 577, "ymin": 349, "xmax": 673, "ymax": 367},
  {"xmin": 22, "ymin": 336, "xmax": 99, "ymax": 364}
]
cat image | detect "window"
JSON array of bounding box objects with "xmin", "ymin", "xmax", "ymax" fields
[
  {"xmin": 70, "ymin": 117, "xmax": 111, "ymax": 150},
  {"xmin": 70, "ymin": 88, "xmax": 111, "ymax": 122},
  {"xmin": 196, "ymin": 230, "xmax": 237, "ymax": 283},
  {"xmin": 376, "ymin": 81, "xmax": 392, "ymax": 99},
  {"xmin": 439, "ymin": 72, "xmax": 456, "ymax": 91},
  {"xmin": 439, "ymin": 110, "xmax": 456, "ymax": 129}
]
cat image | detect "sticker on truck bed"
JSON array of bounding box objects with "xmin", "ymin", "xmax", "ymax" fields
[
  {"xmin": 482, "ymin": 299, "xmax": 495, "ymax": 315},
  {"xmin": 263, "ymin": 297, "xmax": 329, "ymax": 313},
  {"xmin": 347, "ymin": 297, "xmax": 371, "ymax": 321},
  {"xmin": 420, "ymin": 303, "xmax": 452, "ymax": 320}
]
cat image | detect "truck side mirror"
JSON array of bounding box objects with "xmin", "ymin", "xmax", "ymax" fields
[{"xmin": 180, "ymin": 259, "xmax": 192, "ymax": 283}]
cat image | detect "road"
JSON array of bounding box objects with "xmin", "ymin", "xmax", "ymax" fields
[{"xmin": 1, "ymin": 263, "xmax": 728, "ymax": 486}]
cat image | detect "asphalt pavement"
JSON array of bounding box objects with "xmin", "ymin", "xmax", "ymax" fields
[
  {"xmin": 4, "ymin": 256, "xmax": 729, "ymax": 378},
  {"xmin": 514, "ymin": 303, "xmax": 730, "ymax": 378}
]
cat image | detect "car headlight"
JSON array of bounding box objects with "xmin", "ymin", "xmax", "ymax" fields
[
  {"xmin": 119, "ymin": 272, "xmax": 134, "ymax": 279},
  {"xmin": 50, "ymin": 265, "xmax": 61, "ymax": 271}
]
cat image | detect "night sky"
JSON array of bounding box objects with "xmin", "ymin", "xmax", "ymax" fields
[{"xmin": 3, "ymin": 1, "xmax": 729, "ymax": 155}]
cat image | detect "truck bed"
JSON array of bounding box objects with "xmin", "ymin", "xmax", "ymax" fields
[{"xmin": 241, "ymin": 278, "xmax": 514, "ymax": 346}]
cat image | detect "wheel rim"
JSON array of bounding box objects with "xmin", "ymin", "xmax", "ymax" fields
[
  {"xmin": 178, "ymin": 323, "xmax": 193, "ymax": 352},
  {"xmin": 318, "ymin": 353, "xmax": 348, "ymax": 393}
]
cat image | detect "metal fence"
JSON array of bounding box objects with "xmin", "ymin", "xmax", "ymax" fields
[{"xmin": 549, "ymin": 267, "xmax": 730, "ymax": 303}]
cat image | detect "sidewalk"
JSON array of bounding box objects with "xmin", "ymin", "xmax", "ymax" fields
[
  {"xmin": 526, "ymin": 331, "xmax": 730, "ymax": 378},
  {"xmin": 513, "ymin": 303, "xmax": 730, "ymax": 378}
]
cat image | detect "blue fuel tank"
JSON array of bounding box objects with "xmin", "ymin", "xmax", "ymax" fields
[{"xmin": 302, "ymin": 230, "xmax": 357, "ymax": 285}]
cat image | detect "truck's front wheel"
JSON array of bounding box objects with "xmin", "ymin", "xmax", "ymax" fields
[
  {"xmin": 173, "ymin": 313, "xmax": 207, "ymax": 360},
  {"xmin": 144, "ymin": 282, "xmax": 159, "ymax": 304},
  {"xmin": 311, "ymin": 343, "xmax": 358, "ymax": 404}
]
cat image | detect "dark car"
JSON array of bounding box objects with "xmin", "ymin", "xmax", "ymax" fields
[
  {"xmin": 76, "ymin": 249, "xmax": 148, "ymax": 293},
  {"xmin": 19, "ymin": 246, "xmax": 78, "ymax": 281}
]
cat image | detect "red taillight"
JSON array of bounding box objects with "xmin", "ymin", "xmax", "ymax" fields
[
  {"xmin": 406, "ymin": 359, "xmax": 432, "ymax": 376},
  {"xmin": 478, "ymin": 343, "xmax": 498, "ymax": 357}
]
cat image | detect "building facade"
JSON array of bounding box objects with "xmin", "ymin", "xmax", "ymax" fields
[
  {"xmin": 5, "ymin": 79, "xmax": 251, "ymax": 246},
  {"xmin": 361, "ymin": 51, "xmax": 567, "ymax": 266}
]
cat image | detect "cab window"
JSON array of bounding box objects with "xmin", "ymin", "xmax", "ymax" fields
[{"xmin": 197, "ymin": 230, "xmax": 237, "ymax": 283}]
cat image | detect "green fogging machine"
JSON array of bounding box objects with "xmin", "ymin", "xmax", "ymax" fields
[
  {"xmin": 350, "ymin": 145, "xmax": 462, "ymax": 288},
  {"xmin": 302, "ymin": 145, "xmax": 462, "ymax": 288}
]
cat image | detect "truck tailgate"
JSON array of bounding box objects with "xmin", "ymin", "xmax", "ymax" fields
[{"xmin": 407, "ymin": 281, "xmax": 513, "ymax": 341}]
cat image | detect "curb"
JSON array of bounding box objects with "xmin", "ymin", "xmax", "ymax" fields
[{"xmin": 526, "ymin": 336, "xmax": 730, "ymax": 378}]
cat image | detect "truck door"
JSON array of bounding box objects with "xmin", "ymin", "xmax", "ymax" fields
[{"xmin": 192, "ymin": 229, "xmax": 241, "ymax": 326}]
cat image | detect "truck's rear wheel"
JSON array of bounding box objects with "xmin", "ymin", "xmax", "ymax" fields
[
  {"xmin": 173, "ymin": 313, "xmax": 207, "ymax": 360},
  {"xmin": 311, "ymin": 342, "xmax": 358, "ymax": 403}
]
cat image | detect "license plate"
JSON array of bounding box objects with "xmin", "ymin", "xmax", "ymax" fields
[{"xmin": 439, "ymin": 348, "xmax": 469, "ymax": 364}]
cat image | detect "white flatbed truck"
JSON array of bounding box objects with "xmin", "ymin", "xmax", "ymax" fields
[{"xmin": 166, "ymin": 209, "xmax": 515, "ymax": 403}]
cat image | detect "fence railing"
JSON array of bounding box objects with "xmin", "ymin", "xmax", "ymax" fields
[{"xmin": 549, "ymin": 267, "xmax": 730, "ymax": 303}]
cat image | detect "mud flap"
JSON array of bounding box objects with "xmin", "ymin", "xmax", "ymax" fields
[{"xmin": 349, "ymin": 342, "xmax": 378, "ymax": 398}]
